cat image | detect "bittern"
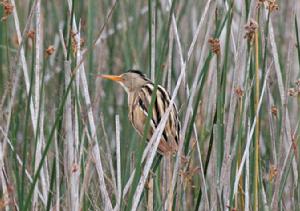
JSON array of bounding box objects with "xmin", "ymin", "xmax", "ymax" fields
[{"xmin": 100, "ymin": 70, "xmax": 180, "ymax": 155}]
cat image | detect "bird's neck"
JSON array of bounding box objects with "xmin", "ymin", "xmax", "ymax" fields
[
  {"xmin": 127, "ymin": 92, "xmax": 137, "ymax": 115},
  {"xmin": 128, "ymin": 93, "xmax": 134, "ymax": 105}
]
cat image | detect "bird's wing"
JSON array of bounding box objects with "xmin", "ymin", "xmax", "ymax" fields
[
  {"xmin": 130, "ymin": 83, "xmax": 180, "ymax": 154},
  {"xmin": 156, "ymin": 85, "xmax": 180, "ymax": 146}
]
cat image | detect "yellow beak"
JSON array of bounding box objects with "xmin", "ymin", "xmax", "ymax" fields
[{"xmin": 98, "ymin": 74, "xmax": 123, "ymax": 82}]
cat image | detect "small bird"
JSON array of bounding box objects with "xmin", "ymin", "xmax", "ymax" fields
[{"xmin": 100, "ymin": 70, "xmax": 180, "ymax": 155}]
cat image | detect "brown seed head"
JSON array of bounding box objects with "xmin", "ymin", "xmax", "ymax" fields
[
  {"xmin": 286, "ymin": 80, "xmax": 300, "ymax": 97},
  {"xmin": 257, "ymin": 0, "xmax": 278, "ymax": 11},
  {"xmin": 269, "ymin": 165, "xmax": 278, "ymax": 181},
  {"xmin": 244, "ymin": 19, "xmax": 258, "ymax": 43},
  {"xmin": 45, "ymin": 45, "xmax": 55, "ymax": 56},
  {"xmin": 27, "ymin": 30, "xmax": 35, "ymax": 40},
  {"xmin": 208, "ymin": 38, "xmax": 220, "ymax": 55},
  {"xmin": 291, "ymin": 134, "xmax": 298, "ymax": 158},
  {"xmin": 72, "ymin": 163, "xmax": 79, "ymax": 173},
  {"xmin": 271, "ymin": 105, "xmax": 278, "ymax": 117},
  {"xmin": 288, "ymin": 88, "xmax": 298, "ymax": 97},
  {"xmin": 1, "ymin": 0, "xmax": 14, "ymax": 21},
  {"xmin": 256, "ymin": 0, "xmax": 265, "ymax": 9},
  {"xmin": 180, "ymin": 166, "xmax": 200, "ymax": 185},
  {"xmin": 71, "ymin": 32, "xmax": 85, "ymax": 54},
  {"xmin": 234, "ymin": 86, "xmax": 244, "ymax": 98},
  {"xmin": 295, "ymin": 79, "xmax": 300, "ymax": 93},
  {"xmin": 267, "ymin": 0, "xmax": 279, "ymax": 12},
  {"xmin": 296, "ymin": 79, "xmax": 300, "ymax": 87}
]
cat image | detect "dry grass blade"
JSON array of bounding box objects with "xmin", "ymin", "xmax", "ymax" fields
[
  {"xmin": 32, "ymin": 0, "xmax": 49, "ymax": 209},
  {"xmin": 114, "ymin": 115, "xmax": 122, "ymax": 211}
]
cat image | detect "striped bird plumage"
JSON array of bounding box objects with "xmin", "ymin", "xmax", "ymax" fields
[{"xmin": 100, "ymin": 70, "xmax": 180, "ymax": 155}]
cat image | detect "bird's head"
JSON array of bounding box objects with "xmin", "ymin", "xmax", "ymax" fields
[{"xmin": 99, "ymin": 70, "xmax": 150, "ymax": 93}]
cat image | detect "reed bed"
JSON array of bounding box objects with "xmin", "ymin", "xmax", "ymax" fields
[{"xmin": 0, "ymin": 0, "xmax": 299, "ymax": 210}]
